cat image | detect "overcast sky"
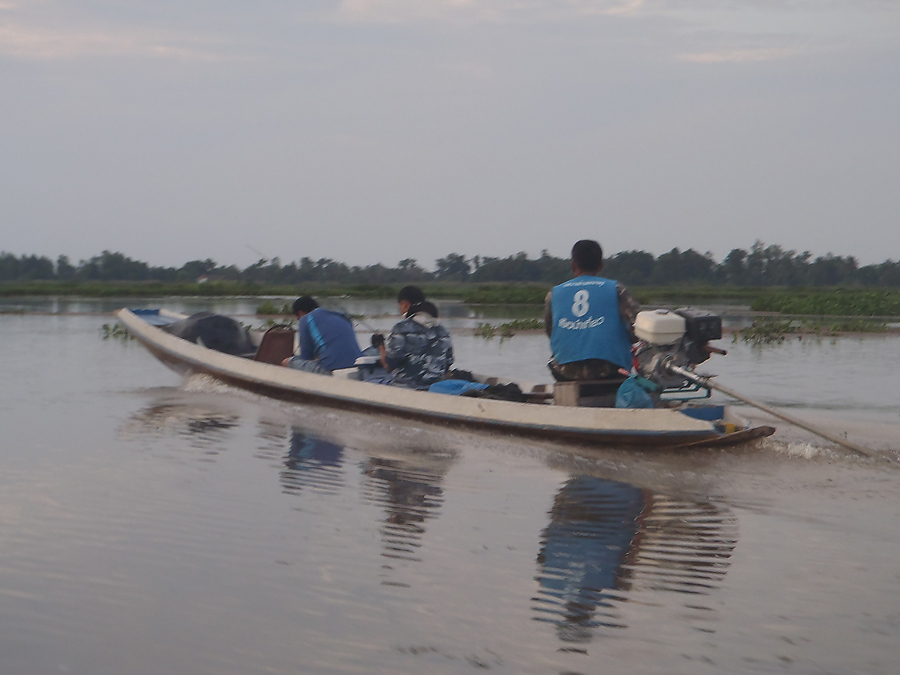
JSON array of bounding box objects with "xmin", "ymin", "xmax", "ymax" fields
[{"xmin": 2, "ymin": 0, "xmax": 898, "ymax": 270}]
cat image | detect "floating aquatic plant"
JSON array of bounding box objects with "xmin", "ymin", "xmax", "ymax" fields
[
  {"xmin": 474, "ymin": 318, "xmax": 544, "ymax": 340},
  {"xmin": 101, "ymin": 323, "xmax": 133, "ymax": 341},
  {"xmin": 736, "ymin": 316, "xmax": 887, "ymax": 345}
]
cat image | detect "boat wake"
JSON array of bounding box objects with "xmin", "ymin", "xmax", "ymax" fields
[{"xmin": 181, "ymin": 372, "xmax": 237, "ymax": 394}]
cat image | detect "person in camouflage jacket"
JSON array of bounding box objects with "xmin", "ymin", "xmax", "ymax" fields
[{"xmin": 378, "ymin": 297, "xmax": 454, "ymax": 390}]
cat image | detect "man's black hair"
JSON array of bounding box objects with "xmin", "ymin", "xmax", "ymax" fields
[
  {"xmin": 292, "ymin": 296, "xmax": 319, "ymax": 315},
  {"xmin": 406, "ymin": 300, "xmax": 438, "ymax": 318},
  {"xmin": 397, "ymin": 285, "xmax": 426, "ymax": 305},
  {"xmin": 571, "ymin": 239, "xmax": 603, "ymax": 274}
]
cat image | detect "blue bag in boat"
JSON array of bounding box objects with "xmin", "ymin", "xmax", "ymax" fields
[
  {"xmin": 615, "ymin": 375, "xmax": 655, "ymax": 409},
  {"xmin": 428, "ymin": 380, "xmax": 490, "ymax": 396}
]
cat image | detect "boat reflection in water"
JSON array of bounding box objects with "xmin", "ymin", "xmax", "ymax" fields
[
  {"xmin": 123, "ymin": 393, "xmax": 452, "ymax": 589},
  {"xmin": 280, "ymin": 430, "xmax": 346, "ymax": 497},
  {"xmin": 280, "ymin": 428, "xmax": 452, "ymax": 586},
  {"xmin": 533, "ymin": 476, "xmax": 737, "ymax": 647},
  {"xmin": 360, "ymin": 455, "xmax": 450, "ymax": 587}
]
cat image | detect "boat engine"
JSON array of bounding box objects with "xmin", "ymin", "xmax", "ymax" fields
[{"xmin": 633, "ymin": 308, "xmax": 724, "ymax": 393}]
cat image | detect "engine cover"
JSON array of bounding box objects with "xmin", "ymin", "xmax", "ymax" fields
[
  {"xmin": 676, "ymin": 308, "xmax": 722, "ymax": 342},
  {"xmin": 634, "ymin": 308, "xmax": 724, "ymax": 392},
  {"xmin": 634, "ymin": 309, "xmax": 686, "ymax": 345}
]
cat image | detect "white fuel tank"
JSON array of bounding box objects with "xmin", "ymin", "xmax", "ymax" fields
[{"xmin": 634, "ymin": 309, "xmax": 686, "ymax": 345}]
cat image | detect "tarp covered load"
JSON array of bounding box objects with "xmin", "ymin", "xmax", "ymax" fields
[{"xmin": 161, "ymin": 312, "xmax": 256, "ymax": 356}]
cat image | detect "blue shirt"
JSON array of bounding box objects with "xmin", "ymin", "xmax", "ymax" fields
[
  {"xmin": 550, "ymin": 275, "xmax": 633, "ymax": 370},
  {"xmin": 298, "ymin": 308, "xmax": 362, "ymax": 371}
]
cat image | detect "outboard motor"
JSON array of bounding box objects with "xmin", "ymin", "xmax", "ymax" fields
[{"xmin": 633, "ymin": 308, "xmax": 724, "ymax": 394}]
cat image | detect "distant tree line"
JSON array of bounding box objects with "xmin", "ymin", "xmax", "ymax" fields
[{"xmin": 2, "ymin": 242, "xmax": 899, "ymax": 287}]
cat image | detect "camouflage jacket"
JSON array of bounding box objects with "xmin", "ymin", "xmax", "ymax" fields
[{"xmin": 385, "ymin": 312, "xmax": 454, "ymax": 389}]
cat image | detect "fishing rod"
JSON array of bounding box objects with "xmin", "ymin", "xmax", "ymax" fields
[
  {"xmin": 241, "ymin": 243, "xmax": 383, "ymax": 335},
  {"xmin": 663, "ymin": 360, "xmax": 873, "ymax": 458},
  {"xmin": 322, "ymin": 299, "xmax": 381, "ymax": 334}
]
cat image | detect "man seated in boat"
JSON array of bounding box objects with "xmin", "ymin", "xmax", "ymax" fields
[
  {"xmin": 281, "ymin": 296, "xmax": 362, "ymax": 374},
  {"xmin": 373, "ymin": 286, "xmax": 454, "ymax": 389},
  {"xmin": 544, "ymin": 239, "xmax": 639, "ymax": 382}
]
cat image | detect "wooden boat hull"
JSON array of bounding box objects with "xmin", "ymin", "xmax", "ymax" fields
[{"xmin": 116, "ymin": 309, "xmax": 775, "ymax": 449}]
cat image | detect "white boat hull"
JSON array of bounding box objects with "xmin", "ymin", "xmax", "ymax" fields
[{"xmin": 116, "ymin": 308, "xmax": 774, "ymax": 448}]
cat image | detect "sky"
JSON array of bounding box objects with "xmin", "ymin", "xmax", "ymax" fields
[{"xmin": 2, "ymin": 0, "xmax": 899, "ymax": 271}]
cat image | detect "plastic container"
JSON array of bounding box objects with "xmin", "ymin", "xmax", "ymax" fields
[{"xmin": 634, "ymin": 309, "xmax": 686, "ymax": 345}]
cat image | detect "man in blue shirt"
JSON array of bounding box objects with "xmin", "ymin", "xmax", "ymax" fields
[
  {"xmin": 544, "ymin": 240, "xmax": 639, "ymax": 381},
  {"xmin": 282, "ymin": 296, "xmax": 362, "ymax": 374}
]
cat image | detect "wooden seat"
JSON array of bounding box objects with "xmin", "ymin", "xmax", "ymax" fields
[
  {"xmin": 253, "ymin": 327, "xmax": 296, "ymax": 365},
  {"xmin": 553, "ymin": 378, "xmax": 628, "ymax": 407}
]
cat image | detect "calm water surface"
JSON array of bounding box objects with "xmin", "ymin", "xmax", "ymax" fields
[{"xmin": 1, "ymin": 301, "xmax": 900, "ymax": 674}]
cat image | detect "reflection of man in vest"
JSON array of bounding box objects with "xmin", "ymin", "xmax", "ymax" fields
[
  {"xmin": 544, "ymin": 240, "xmax": 640, "ymax": 381},
  {"xmin": 533, "ymin": 476, "xmax": 647, "ymax": 642}
]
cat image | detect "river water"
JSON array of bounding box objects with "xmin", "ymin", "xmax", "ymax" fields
[{"xmin": 2, "ymin": 298, "xmax": 899, "ymax": 674}]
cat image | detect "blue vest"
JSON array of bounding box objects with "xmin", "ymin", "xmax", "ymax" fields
[{"xmin": 550, "ymin": 276, "xmax": 633, "ymax": 370}]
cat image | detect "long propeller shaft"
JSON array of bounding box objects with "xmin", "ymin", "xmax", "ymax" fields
[{"xmin": 664, "ymin": 360, "xmax": 873, "ymax": 458}]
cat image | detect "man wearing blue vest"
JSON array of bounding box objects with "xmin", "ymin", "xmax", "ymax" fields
[
  {"xmin": 282, "ymin": 296, "xmax": 362, "ymax": 374},
  {"xmin": 544, "ymin": 240, "xmax": 640, "ymax": 381}
]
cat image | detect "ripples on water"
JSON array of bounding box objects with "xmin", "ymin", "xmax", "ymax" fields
[
  {"xmin": 278, "ymin": 430, "xmax": 451, "ymax": 583},
  {"xmin": 3, "ymin": 308, "xmax": 900, "ymax": 674},
  {"xmin": 362, "ymin": 457, "xmax": 446, "ymax": 571},
  {"xmin": 119, "ymin": 386, "xmax": 744, "ymax": 655},
  {"xmin": 281, "ymin": 432, "xmax": 346, "ymax": 496},
  {"xmin": 533, "ymin": 476, "xmax": 736, "ymax": 646}
]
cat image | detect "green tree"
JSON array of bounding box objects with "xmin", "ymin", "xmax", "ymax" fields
[
  {"xmin": 651, "ymin": 248, "xmax": 714, "ymax": 284},
  {"xmin": 177, "ymin": 259, "xmax": 218, "ymax": 281},
  {"xmin": 605, "ymin": 250, "xmax": 655, "ymax": 286},
  {"xmin": 434, "ymin": 253, "xmax": 471, "ymax": 281},
  {"xmin": 808, "ymin": 254, "xmax": 858, "ymax": 286},
  {"xmin": 718, "ymin": 248, "xmax": 747, "ymax": 285},
  {"xmin": 470, "ymin": 252, "xmax": 542, "ymax": 282},
  {"xmin": 56, "ymin": 255, "xmax": 77, "ymax": 280},
  {"xmin": 78, "ymin": 251, "xmax": 150, "ymax": 281},
  {"xmin": 0, "ymin": 252, "xmax": 21, "ymax": 281}
]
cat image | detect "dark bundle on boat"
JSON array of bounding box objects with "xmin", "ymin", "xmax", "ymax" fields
[
  {"xmin": 461, "ymin": 382, "xmax": 528, "ymax": 403},
  {"xmin": 162, "ymin": 312, "xmax": 256, "ymax": 356}
]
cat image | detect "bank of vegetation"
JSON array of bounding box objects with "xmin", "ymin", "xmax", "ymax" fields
[
  {"xmin": 749, "ymin": 289, "xmax": 900, "ymax": 317},
  {"xmin": 3, "ymin": 241, "xmax": 900, "ymax": 287},
  {"xmin": 3, "ymin": 244, "xmax": 900, "ymax": 322}
]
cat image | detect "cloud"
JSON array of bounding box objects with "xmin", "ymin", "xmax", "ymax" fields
[
  {"xmin": 336, "ymin": 0, "xmax": 648, "ymax": 23},
  {"xmin": 679, "ymin": 46, "xmax": 799, "ymax": 63},
  {"xmin": 0, "ymin": 16, "xmax": 226, "ymax": 61}
]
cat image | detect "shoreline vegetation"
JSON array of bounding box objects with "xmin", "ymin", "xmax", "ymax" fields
[
  {"xmin": 3, "ymin": 242, "xmax": 900, "ymax": 290},
  {"xmin": 5, "ymin": 282, "xmax": 895, "ymax": 345},
  {"xmin": 4, "ymin": 280, "xmax": 900, "ymax": 316},
  {"xmin": 4, "ymin": 246, "xmax": 898, "ymax": 342}
]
